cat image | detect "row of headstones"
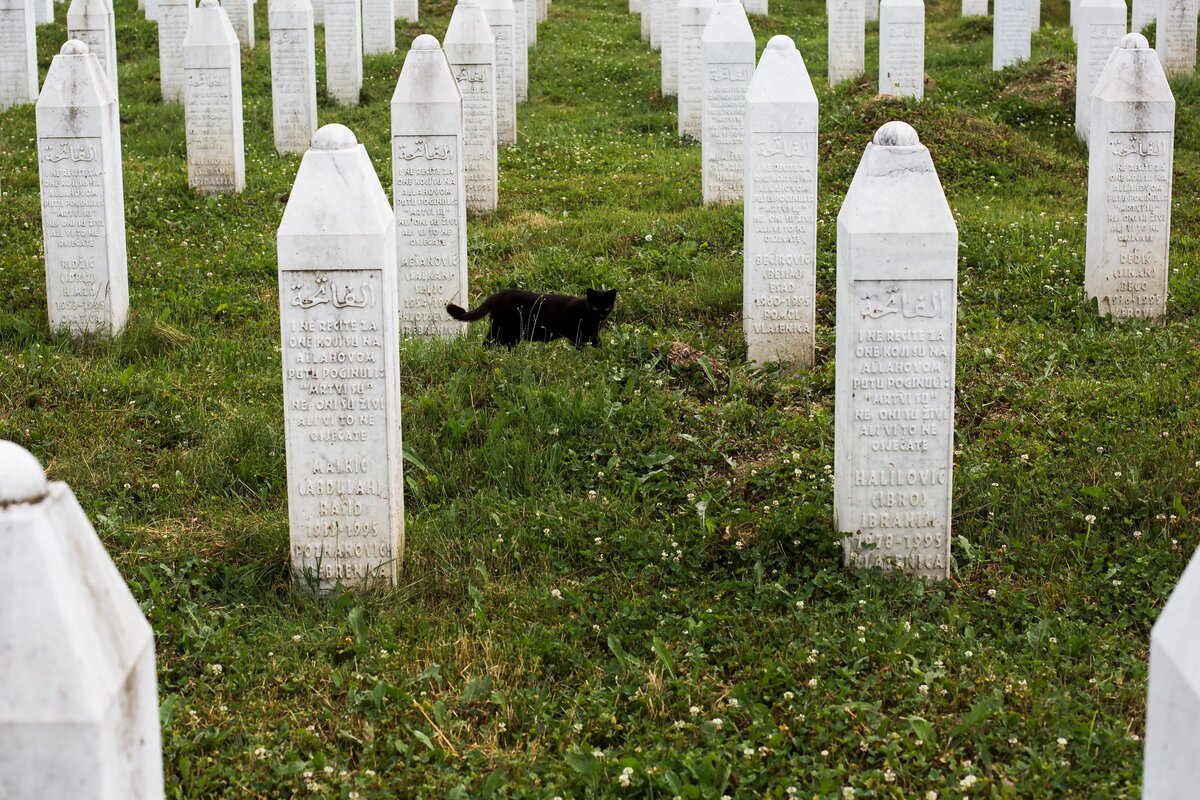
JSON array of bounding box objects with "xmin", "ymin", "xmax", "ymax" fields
[{"xmin": 18, "ymin": 0, "xmax": 548, "ymax": 339}]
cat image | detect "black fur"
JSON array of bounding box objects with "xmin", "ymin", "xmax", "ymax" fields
[{"xmin": 447, "ymin": 288, "xmax": 617, "ymax": 348}]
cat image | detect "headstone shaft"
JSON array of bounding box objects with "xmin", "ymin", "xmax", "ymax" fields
[
  {"xmin": 269, "ymin": 0, "xmax": 318, "ymax": 154},
  {"xmin": 445, "ymin": 0, "xmax": 499, "ymax": 212},
  {"xmin": 183, "ymin": 0, "xmax": 246, "ymax": 194},
  {"xmin": 700, "ymin": 0, "xmax": 754, "ymax": 204},
  {"xmin": 0, "ymin": 0, "xmax": 38, "ymax": 110},
  {"xmin": 878, "ymin": 0, "xmax": 924, "ymax": 98}
]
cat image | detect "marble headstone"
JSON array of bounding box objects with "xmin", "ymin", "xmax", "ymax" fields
[
  {"xmin": 482, "ymin": 0, "xmax": 517, "ymax": 144},
  {"xmin": 961, "ymin": 0, "xmax": 986, "ymax": 15},
  {"xmin": 641, "ymin": 0, "xmax": 650, "ymax": 43},
  {"xmin": 33, "ymin": 0, "xmax": 49, "ymax": 21},
  {"xmin": 1030, "ymin": 0, "xmax": 1039, "ymax": 25},
  {"xmin": 223, "ymin": 0, "xmax": 254, "ymax": 47},
  {"xmin": 835, "ymin": 121, "xmax": 957, "ymax": 580},
  {"xmin": 700, "ymin": 0, "xmax": 754, "ymax": 204},
  {"xmin": 269, "ymin": 0, "xmax": 318, "ymax": 154},
  {"xmin": 1130, "ymin": 0, "xmax": 1154, "ymax": 32},
  {"xmin": 1144, "ymin": 546, "xmax": 1200, "ymax": 799},
  {"xmin": 324, "ymin": 0, "xmax": 362, "ymax": 104},
  {"xmin": 827, "ymin": 0, "xmax": 865, "ymax": 84},
  {"xmin": 391, "ymin": 35, "xmax": 468, "ymax": 337},
  {"xmin": 0, "ymin": 0, "xmax": 38, "ymax": 111},
  {"xmin": 396, "ymin": 0, "xmax": 417, "ymax": 21},
  {"xmin": 1155, "ymin": 0, "xmax": 1198, "ymax": 74},
  {"xmin": 743, "ymin": 0, "xmax": 765, "ymax": 13},
  {"xmin": 1085, "ymin": 33, "xmax": 1174, "ymax": 320},
  {"xmin": 513, "ymin": 0, "xmax": 528, "ymax": 102},
  {"xmin": 661, "ymin": 0, "xmax": 679, "ymax": 96},
  {"xmin": 878, "ymin": 0, "xmax": 923, "ymax": 98},
  {"xmin": 37, "ymin": 41, "xmax": 128, "ymax": 337},
  {"xmin": 992, "ymin": 0, "xmax": 1032, "ymax": 69},
  {"xmin": 156, "ymin": 0, "xmax": 193, "ymax": 102},
  {"xmin": 183, "ymin": 0, "xmax": 245, "ymax": 194},
  {"xmin": 0, "ymin": 441, "xmax": 164, "ymax": 800},
  {"xmin": 66, "ymin": 0, "xmax": 119, "ymax": 104},
  {"xmin": 677, "ymin": 0, "xmax": 715, "ymax": 138},
  {"xmin": 310, "ymin": 0, "xmax": 323, "ymax": 24},
  {"xmin": 1073, "ymin": 0, "xmax": 1125, "ymax": 141},
  {"xmin": 362, "ymin": 0, "xmax": 394, "ymax": 55},
  {"xmin": 445, "ymin": 0, "xmax": 498, "ymax": 212},
  {"xmin": 743, "ymin": 36, "xmax": 818, "ymax": 368},
  {"xmin": 865, "ymin": 0, "xmax": 878, "ymax": 21},
  {"xmin": 278, "ymin": 124, "xmax": 404, "ymax": 592},
  {"xmin": 527, "ymin": 0, "xmax": 536, "ymax": 47}
]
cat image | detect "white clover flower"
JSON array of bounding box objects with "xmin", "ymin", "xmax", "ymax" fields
[
  {"xmin": 550, "ymin": 588, "xmax": 562, "ymax": 599},
  {"xmin": 209, "ymin": 663, "xmax": 223, "ymax": 675},
  {"xmin": 592, "ymin": 749, "xmax": 604, "ymax": 759},
  {"xmin": 689, "ymin": 705, "xmax": 701, "ymax": 715},
  {"xmin": 926, "ymin": 792, "xmax": 939, "ymax": 800},
  {"xmin": 842, "ymin": 788, "xmax": 855, "ymax": 799},
  {"xmin": 919, "ymin": 684, "xmax": 929, "ymax": 695},
  {"xmin": 253, "ymin": 747, "xmax": 267, "ymax": 759},
  {"xmin": 807, "ymin": 678, "xmax": 818, "ymax": 688},
  {"xmin": 1085, "ymin": 514, "xmax": 1097, "ymax": 525},
  {"xmin": 292, "ymin": 634, "xmax": 302, "ymax": 642},
  {"xmin": 1057, "ymin": 737, "xmax": 1068, "ymax": 747},
  {"xmin": 987, "ymin": 589, "xmax": 997, "ymax": 598},
  {"xmin": 323, "ymin": 766, "xmax": 334, "ymax": 774},
  {"xmin": 710, "ymin": 718, "xmax": 723, "ymax": 730},
  {"xmin": 884, "ymin": 768, "xmax": 896, "ymax": 783},
  {"xmin": 618, "ymin": 766, "xmax": 634, "ymax": 787},
  {"xmin": 959, "ymin": 774, "xmax": 978, "ymax": 789}
]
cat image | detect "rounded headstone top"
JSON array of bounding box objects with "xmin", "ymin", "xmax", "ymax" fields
[
  {"xmin": 60, "ymin": 39, "xmax": 90, "ymax": 55},
  {"xmin": 412, "ymin": 33, "xmax": 441, "ymax": 50},
  {"xmin": 0, "ymin": 441, "xmax": 49, "ymax": 507},
  {"xmin": 198, "ymin": 0, "xmax": 219, "ymax": 6},
  {"xmin": 1120, "ymin": 32, "xmax": 1150, "ymax": 49},
  {"xmin": 458, "ymin": 0, "xmax": 480, "ymax": 6},
  {"xmin": 765, "ymin": 34, "xmax": 796, "ymax": 51},
  {"xmin": 311, "ymin": 124, "xmax": 358, "ymax": 151},
  {"xmin": 873, "ymin": 120, "xmax": 920, "ymax": 147}
]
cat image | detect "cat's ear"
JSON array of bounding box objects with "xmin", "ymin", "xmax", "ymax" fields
[
  {"xmin": 604, "ymin": 289, "xmax": 617, "ymax": 303},
  {"xmin": 586, "ymin": 288, "xmax": 602, "ymax": 306}
]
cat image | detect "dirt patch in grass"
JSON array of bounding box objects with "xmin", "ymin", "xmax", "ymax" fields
[{"xmin": 999, "ymin": 58, "xmax": 1075, "ymax": 105}]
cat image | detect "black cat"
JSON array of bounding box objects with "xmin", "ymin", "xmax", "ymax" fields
[{"xmin": 447, "ymin": 288, "xmax": 617, "ymax": 348}]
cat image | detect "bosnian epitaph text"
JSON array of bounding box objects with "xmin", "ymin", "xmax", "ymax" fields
[
  {"xmin": 703, "ymin": 61, "xmax": 753, "ymax": 201},
  {"xmin": 455, "ymin": 63, "xmax": 497, "ymax": 210},
  {"xmin": 271, "ymin": 27, "xmax": 316, "ymax": 152},
  {"xmin": 185, "ymin": 68, "xmax": 238, "ymax": 193}
]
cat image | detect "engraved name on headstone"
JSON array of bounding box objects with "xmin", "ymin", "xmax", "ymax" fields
[
  {"xmin": 324, "ymin": 0, "xmax": 362, "ymax": 104},
  {"xmin": 482, "ymin": 0, "xmax": 517, "ymax": 144},
  {"xmin": 701, "ymin": 0, "xmax": 754, "ymax": 204},
  {"xmin": 1155, "ymin": 0, "xmax": 1198, "ymax": 74},
  {"xmin": 278, "ymin": 124, "xmax": 404, "ymax": 593},
  {"xmin": 677, "ymin": 0, "xmax": 715, "ymax": 138},
  {"xmin": 879, "ymin": 0, "xmax": 923, "ymax": 98},
  {"xmin": 743, "ymin": 36, "xmax": 818, "ymax": 368},
  {"xmin": 835, "ymin": 121, "xmax": 958, "ymax": 580},
  {"xmin": 184, "ymin": 0, "xmax": 246, "ymax": 194},
  {"xmin": 269, "ymin": 0, "xmax": 318, "ymax": 154},
  {"xmin": 445, "ymin": 0, "xmax": 498, "ymax": 212},
  {"xmin": 992, "ymin": 0, "xmax": 1032, "ymax": 69}
]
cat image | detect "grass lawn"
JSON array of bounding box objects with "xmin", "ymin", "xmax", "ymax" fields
[{"xmin": 2, "ymin": 0, "xmax": 1200, "ymax": 794}]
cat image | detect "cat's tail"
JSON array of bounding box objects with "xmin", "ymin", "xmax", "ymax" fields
[{"xmin": 446, "ymin": 298, "xmax": 491, "ymax": 322}]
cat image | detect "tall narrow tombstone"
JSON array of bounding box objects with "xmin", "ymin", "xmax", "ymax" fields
[
  {"xmin": 362, "ymin": 0, "xmax": 394, "ymax": 54},
  {"xmin": 183, "ymin": 0, "xmax": 245, "ymax": 194},
  {"xmin": 650, "ymin": 0, "xmax": 661, "ymax": 48},
  {"xmin": 992, "ymin": 0, "xmax": 1031, "ymax": 69},
  {"xmin": 157, "ymin": 0, "xmax": 192, "ymax": 102},
  {"xmin": 835, "ymin": 121, "xmax": 957, "ymax": 580},
  {"xmin": 630, "ymin": 0, "xmax": 639, "ymax": 11},
  {"xmin": 223, "ymin": 0, "xmax": 254, "ymax": 47},
  {"xmin": 743, "ymin": 36, "xmax": 818, "ymax": 367},
  {"xmin": 1030, "ymin": 0, "xmax": 1039, "ymax": 26},
  {"xmin": 1085, "ymin": 33, "xmax": 1174, "ymax": 320},
  {"xmin": 1155, "ymin": 0, "xmax": 1198, "ymax": 74},
  {"xmin": 527, "ymin": 0, "xmax": 536, "ymax": 46},
  {"xmin": 513, "ymin": 0, "xmax": 528, "ymax": 101},
  {"xmin": 1074, "ymin": 0, "xmax": 1125, "ymax": 141},
  {"xmin": 1130, "ymin": 0, "xmax": 1153, "ymax": 31},
  {"xmin": 33, "ymin": 0, "xmax": 50, "ymax": 21},
  {"xmin": 827, "ymin": 0, "xmax": 865, "ymax": 83},
  {"xmin": 278, "ymin": 124, "xmax": 404, "ymax": 592},
  {"xmin": 0, "ymin": 441, "xmax": 164, "ymax": 800},
  {"xmin": 396, "ymin": 0, "xmax": 417, "ymax": 21},
  {"xmin": 661, "ymin": 0, "xmax": 679, "ymax": 96},
  {"xmin": 878, "ymin": 0, "xmax": 923, "ymax": 97},
  {"xmin": 0, "ymin": 0, "xmax": 38, "ymax": 111},
  {"xmin": 310, "ymin": 0, "xmax": 322, "ymax": 23},
  {"xmin": 324, "ymin": 0, "xmax": 362, "ymax": 104},
  {"xmin": 865, "ymin": 0, "xmax": 878, "ymax": 21},
  {"xmin": 482, "ymin": 0, "xmax": 516, "ymax": 144},
  {"xmin": 392, "ymin": 35, "xmax": 468, "ymax": 337},
  {"xmin": 961, "ymin": 0, "xmax": 986, "ymax": 15},
  {"xmin": 66, "ymin": 0, "xmax": 119, "ymax": 104},
  {"xmin": 1144, "ymin": 546, "xmax": 1200, "ymax": 800},
  {"xmin": 677, "ymin": 0, "xmax": 714, "ymax": 138},
  {"xmin": 743, "ymin": 0, "xmax": 765, "ymax": 13},
  {"xmin": 37, "ymin": 41, "xmax": 128, "ymax": 336},
  {"xmin": 445, "ymin": 0, "xmax": 498, "ymax": 212},
  {"xmin": 269, "ymin": 0, "xmax": 317, "ymax": 154},
  {"xmin": 641, "ymin": 0, "xmax": 651, "ymax": 43},
  {"xmin": 701, "ymin": 0, "xmax": 754, "ymax": 204}
]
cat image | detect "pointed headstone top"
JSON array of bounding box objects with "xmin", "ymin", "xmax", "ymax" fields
[
  {"xmin": 873, "ymin": 120, "xmax": 920, "ymax": 146},
  {"xmin": 60, "ymin": 39, "xmax": 89, "ymax": 55},
  {"xmin": 1121, "ymin": 31, "xmax": 1149, "ymax": 48},
  {"xmin": 0, "ymin": 441, "xmax": 49, "ymax": 507},
  {"xmin": 312, "ymin": 123, "xmax": 357, "ymax": 150}
]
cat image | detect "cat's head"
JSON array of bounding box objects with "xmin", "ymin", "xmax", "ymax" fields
[{"xmin": 586, "ymin": 288, "xmax": 617, "ymax": 321}]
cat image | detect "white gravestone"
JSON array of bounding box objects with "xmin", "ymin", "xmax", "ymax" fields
[
  {"xmin": 878, "ymin": 0, "xmax": 923, "ymax": 98},
  {"xmin": 1130, "ymin": 0, "xmax": 1153, "ymax": 32},
  {"xmin": 1085, "ymin": 33, "xmax": 1174, "ymax": 320},
  {"xmin": 324, "ymin": 0, "xmax": 362, "ymax": 104},
  {"xmin": 0, "ymin": 0, "xmax": 38, "ymax": 111},
  {"xmin": 33, "ymin": 0, "xmax": 50, "ymax": 21},
  {"xmin": 743, "ymin": 36, "xmax": 818, "ymax": 368},
  {"xmin": 482, "ymin": 0, "xmax": 516, "ymax": 144},
  {"xmin": 310, "ymin": 0, "xmax": 323, "ymax": 24},
  {"xmin": 700, "ymin": 0, "xmax": 754, "ymax": 204},
  {"xmin": 677, "ymin": 0, "xmax": 714, "ymax": 138},
  {"xmin": 865, "ymin": 0, "xmax": 878, "ymax": 22},
  {"xmin": 527, "ymin": 0, "xmax": 535, "ymax": 47},
  {"xmin": 396, "ymin": 0, "xmax": 417, "ymax": 21},
  {"xmin": 743, "ymin": 0, "xmax": 765, "ymax": 13},
  {"xmin": 223, "ymin": 0, "xmax": 254, "ymax": 47},
  {"xmin": 37, "ymin": 41, "xmax": 129, "ymax": 337},
  {"xmin": 67, "ymin": 0, "xmax": 119, "ymax": 104},
  {"xmin": 278, "ymin": 124, "xmax": 404, "ymax": 592},
  {"xmin": 650, "ymin": 0, "xmax": 661, "ymax": 48},
  {"xmin": 835, "ymin": 121, "xmax": 957, "ymax": 580},
  {"xmin": 184, "ymin": 0, "xmax": 245, "ymax": 194},
  {"xmin": 641, "ymin": 0, "xmax": 651, "ymax": 43},
  {"xmin": 961, "ymin": 0, "xmax": 986, "ymax": 16},
  {"xmin": 157, "ymin": 0, "xmax": 193, "ymax": 102},
  {"xmin": 661, "ymin": 0, "xmax": 679, "ymax": 96},
  {"xmin": 992, "ymin": 0, "xmax": 1031, "ymax": 69},
  {"xmin": 445, "ymin": 0, "xmax": 498, "ymax": 212},
  {"xmin": 630, "ymin": 0, "xmax": 639, "ymax": 12},
  {"xmin": 1073, "ymin": 0, "xmax": 1125, "ymax": 141},
  {"xmin": 1030, "ymin": 0, "xmax": 1039, "ymax": 26},
  {"xmin": 269, "ymin": 0, "xmax": 317, "ymax": 154},
  {"xmin": 827, "ymin": 0, "xmax": 865, "ymax": 84},
  {"xmin": 392, "ymin": 35, "xmax": 468, "ymax": 337},
  {"xmin": 1156, "ymin": 0, "xmax": 1198, "ymax": 74},
  {"xmin": 513, "ymin": 0, "xmax": 528, "ymax": 102},
  {"xmin": 0, "ymin": 441, "xmax": 164, "ymax": 800},
  {"xmin": 1144, "ymin": 546, "xmax": 1200, "ymax": 799},
  {"xmin": 362, "ymin": 0, "xmax": 394, "ymax": 54}
]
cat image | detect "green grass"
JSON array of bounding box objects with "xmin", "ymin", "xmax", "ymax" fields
[{"xmin": 2, "ymin": 0, "xmax": 1200, "ymax": 795}]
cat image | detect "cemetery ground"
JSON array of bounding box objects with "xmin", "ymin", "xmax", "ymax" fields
[{"xmin": 2, "ymin": 0, "xmax": 1200, "ymax": 794}]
